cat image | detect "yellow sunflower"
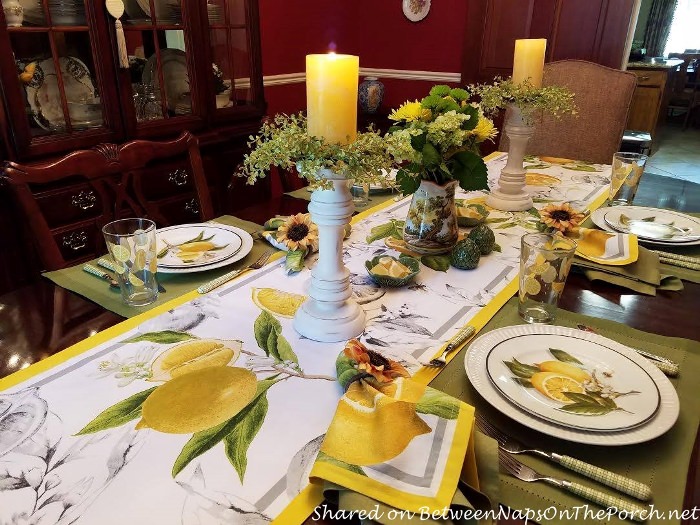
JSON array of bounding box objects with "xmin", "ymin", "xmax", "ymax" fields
[
  {"xmin": 472, "ymin": 114, "xmax": 498, "ymax": 142},
  {"xmin": 344, "ymin": 339, "xmax": 410, "ymax": 384},
  {"xmin": 277, "ymin": 213, "xmax": 318, "ymax": 252},
  {"xmin": 539, "ymin": 203, "xmax": 586, "ymax": 233},
  {"xmin": 389, "ymin": 101, "xmax": 431, "ymax": 122}
]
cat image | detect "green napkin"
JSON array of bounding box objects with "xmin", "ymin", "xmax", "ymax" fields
[
  {"xmin": 431, "ymin": 298, "xmax": 700, "ymax": 525},
  {"xmin": 43, "ymin": 216, "xmax": 274, "ymax": 318},
  {"xmin": 572, "ymin": 246, "xmax": 684, "ymax": 295}
]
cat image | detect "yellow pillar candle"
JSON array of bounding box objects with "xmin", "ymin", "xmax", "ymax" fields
[
  {"xmin": 512, "ymin": 39, "xmax": 547, "ymax": 87},
  {"xmin": 306, "ymin": 53, "xmax": 359, "ymax": 145}
]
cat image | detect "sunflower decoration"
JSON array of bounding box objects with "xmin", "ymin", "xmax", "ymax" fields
[
  {"xmin": 539, "ymin": 203, "xmax": 586, "ymax": 234},
  {"xmin": 277, "ymin": 213, "xmax": 319, "ymax": 252},
  {"xmin": 338, "ymin": 339, "xmax": 410, "ymax": 389},
  {"xmin": 388, "ymin": 100, "xmax": 431, "ymax": 123}
]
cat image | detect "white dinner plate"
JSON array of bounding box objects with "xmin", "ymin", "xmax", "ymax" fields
[
  {"xmin": 484, "ymin": 332, "xmax": 660, "ymax": 431},
  {"xmin": 142, "ymin": 49, "xmax": 189, "ymax": 113},
  {"xmin": 591, "ymin": 206, "xmax": 700, "ymax": 247},
  {"xmin": 156, "ymin": 224, "xmax": 253, "ymax": 274},
  {"xmin": 157, "ymin": 224, "xmax": 244, "ymax": 268},
  {"xmin": 465, "ymin": 325, "xmax": 679, "ymax": 445}
]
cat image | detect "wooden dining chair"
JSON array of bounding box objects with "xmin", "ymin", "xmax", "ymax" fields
[
  {"xmin": 499, "ymin": 60, "xmax": 637, "ymax": 164},
  {"xmin": 1, "ymin": 131, "xmax": 214, "ymax": 272},
  {"xmin": 667, "ymin": 54, "xmax": 700, "ymax": 129}
]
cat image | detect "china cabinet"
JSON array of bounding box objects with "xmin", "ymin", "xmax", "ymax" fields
[{"xmin": 0, "ymin": 0, "xmax": 265, "ymax": 292}]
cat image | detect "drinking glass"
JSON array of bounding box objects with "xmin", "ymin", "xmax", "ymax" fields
[
  {"xmin": 609, "ymin": 152, "xmax": 647, "ymax": 206},
  {"xmin": 350, "ymin": 182, "xmax": 370, "ymax": 208},
  {"xmin": 102, "ymin": 218, "xmax": 158, "ymax": 306},
  {"xmin": 518, "ymin": 233, "xmax": 577, "ymax": 323}
]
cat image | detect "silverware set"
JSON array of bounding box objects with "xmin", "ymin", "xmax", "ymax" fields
[
  {"xmin": 197, "ymin": 249, "xmax": 274, "ymax": 294},
  {"xmin": 423, "ymin": 325, "xmax": 476, "ymax": 367},
  {"xmin": 478, "ymin": 416, "xmax": 651, "ymax": 521}
]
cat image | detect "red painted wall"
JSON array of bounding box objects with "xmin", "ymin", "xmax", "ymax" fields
[{"xmin": 258, "ymin": 0, "xmax": 467, "ymax": 115}]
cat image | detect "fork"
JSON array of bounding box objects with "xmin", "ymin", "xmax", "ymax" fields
[
  {"xmin": 197, "ymin": 249, "xmax": 274, "ymax": 294},
  {"xmin": 499, "ymin": 450, "xmax": 649, "ymax": 522},
  {"xmin": 423, "ymin": 325, "xmax": 476, "ymax": 367},
  {"xmin": 478, "ymin": 415, "xmax": 652, "ymax": 501}
]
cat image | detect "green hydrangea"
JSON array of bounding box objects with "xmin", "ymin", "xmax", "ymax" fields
[
  {"xmin": 429, "ymin": 85, "xmax": 451, "ymax": 97},
  {"xmin": 449, "ymin": 88, "xmax": 469, "ymax": 101}
]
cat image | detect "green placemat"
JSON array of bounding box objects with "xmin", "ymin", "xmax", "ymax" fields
[
  {"xmin": 43, "ymin": 216, "xmax": 274, "ymax": 318},
  {"xmin": 286, "ymin": 186, "xmax": 401, "ymax": 210},
  {"xmin": 430, "ymin": 297, "xmax": 700, "ymax": 525}
]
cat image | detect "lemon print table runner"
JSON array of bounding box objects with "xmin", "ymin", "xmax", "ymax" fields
[{"xmin": 0, "ymin": 154, "xmax": 611, "ymax": 524}]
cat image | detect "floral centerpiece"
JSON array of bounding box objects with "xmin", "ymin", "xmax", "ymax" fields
[{"xmin": 385, "ymin": 85, "xmax": 497, "ymax": 253}]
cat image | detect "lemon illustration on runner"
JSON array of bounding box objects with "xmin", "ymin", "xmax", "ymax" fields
[
  {"xmin": 530, "ymin": 372, "xmax": 584, "ymax": 403},
  {"xmin": 538, "ymin": 156, "xmax": 575, "ymax": 165},
  {"xmin": 139, "ymin": 366, "xmax": 257, "ymax": 434},
  {"xmin": 252, "ymin": 288, "xmax": 306, "ymax": 318},
  {"xmin": 320, "ymin": 382, "xmax": 430, "ymax": 465},
  {"xmin": 149, "ymin": 339, "xmax": 242, "ymax": 382},
  {"xmin": 525, "ymin": 173, "xmax": 561, "ymax": 186}
]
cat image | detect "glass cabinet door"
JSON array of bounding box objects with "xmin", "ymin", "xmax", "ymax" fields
[
  {"xmin": 121, "ymin": 0, "xmax": 200, "ymax": 127},
  {"xmin": 2, "ymin": 0, "xmax": 120, "ymax": 154},
  {"xmin": 206, "ymin": 0, "xmax": 262, "ymax": 112}
]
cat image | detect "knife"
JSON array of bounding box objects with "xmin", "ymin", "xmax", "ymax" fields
[
  {"xmin": 83, "ymin": 264, "xmax": 120, "ymax": 290},
  {"xmin": 98, "ymin": 257, "xmax": 166, "ymax": 293}
]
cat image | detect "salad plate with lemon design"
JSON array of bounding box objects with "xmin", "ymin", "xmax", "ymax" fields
[
  {"xmin": 155, "ymin": 224, "xmax": 253, "ymax": 273},
  {"xmin": 592, "ymin": 206, "xmax": 700, "ymax": 246},
  {"xmin": 466, "ymin": 325, "xmax": 679, "ymax": 444}
]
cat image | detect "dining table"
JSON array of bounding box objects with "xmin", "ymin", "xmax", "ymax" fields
[{"xmin": 0, "ymin": 155, "xmax": 698, "ymax": 525}]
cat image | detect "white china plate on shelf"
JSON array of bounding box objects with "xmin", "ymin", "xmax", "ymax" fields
[
  {"xmin": 142, "ymin": 49, "xmax": 189, "ymax": 113},
  {"xmin": 484, "ymin": 331, "xmax": 660, "ymax": 431},
  {"xmin": 591, "ymin": 206, "xmax": 700, "ymax": 247},
  {"xmin": 465, "ymin": 325, "xmax": 679, "ymax": 445},
  {"xmin": 402, "ymin": 0, "xmax": 431, "ymax": 22},
  {"xmin": 25, "ymin": 57, "xmax": 96, "ymax": 131},
  {"xmin": 156, "ymin": 224, "xmax": 253, "ymax": 274},
  {"xmin": 156, "ymin": 224, "xmax": 244, "ymax": 269}
]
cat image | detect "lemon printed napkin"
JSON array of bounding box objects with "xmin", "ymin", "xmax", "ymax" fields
[
  {"xmin": 568, "ymin": 227, "xmax": 638, "ymax": 266},
  {"xmin": 310, "ymin": 341, "xmax": 477, "ymax": 515}
]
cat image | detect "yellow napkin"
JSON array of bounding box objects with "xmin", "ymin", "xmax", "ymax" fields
[
  {"xmin": 310, "ymin": 343, "xmax": 477, "ymax": 515},
  {"xmin": 568, "ymin": 227, "xmax": 638, "ymax": 266}
]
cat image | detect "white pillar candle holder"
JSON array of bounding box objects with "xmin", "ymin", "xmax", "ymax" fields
[
  {"xmin": 486, "ymin": 104, "xmax": 534, "ymax": 211},
  {"xmin": 293, "ymin": 170, "xmax": 365, "ymax": 342}
]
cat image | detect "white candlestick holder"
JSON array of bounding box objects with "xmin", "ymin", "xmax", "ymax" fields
[
  {"xmin": 293, "ymin": 170, "xmax": 365, "ymax": 342},
  {"xmin": 486, "ymin": 104, "xmax": 534, "ymax": 211}
]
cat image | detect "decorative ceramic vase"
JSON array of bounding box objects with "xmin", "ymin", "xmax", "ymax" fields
[
  {"xmin": 358, "ymin": 77, "xmax": 384, "ymax": 114},
  {"xmin": 2, "ymin": 0, "xmax": 23, "ymax": 27},
  {"xmin": 403, "ymin": 179, "xmax": 459, "ymax": 254},
  {"xmin": 293, "ymin": 169, "xmax": 366, "ymax": 343}
]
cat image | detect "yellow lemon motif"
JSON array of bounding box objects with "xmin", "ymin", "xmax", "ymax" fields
[
  {"xmin": 128, "ymin": 273, "xmax": 144, "ymax": 287},
  {"xmin": 377, "ymin": 378, "xmax": 426, "ymax": 404},
  {"xmin": 179, "ymin": 241, "xmax": 217, "ymax": 253},
  {"xmin": 579, "ymin": 230, "xmax": 611, "ymax": 257},
  {"xmin": 110, "ymin": 243, "xmax": 131, "ymax": 263},
  {"xmin": 538, "ymin": 361, "xmax": 591, "ymax": 383},
  {"xmin": 530, "ymin": 372, "xmax": 584, "ymax": 403},
  {"xmin": 525, "ymin": 173, "xmax": 561, "ymax": 186},
  {"xmin": 252, "ymin": 288, "xmax": 306, "ymax": 318},
  {"xmin": 149, "ymin": 339, "xmax": 242, "ymax": 382},
  {"xmin": 539, "ymin": 156, "xmax": 576, "ymax": 165},
  {"xmin": 320, "ymin": 382, "xmax": 430, "ymax": 466},
  {"xmin": 371, "ymin": 258, "xmax": 411, "ymax": 278},
  {"xmin": 140, "ymin": 367, "xmax": 257, "ymax": 434},
  {"xmin": 134, "ymin": 249, "xmax": 147, "ymax": 271},
  {"xmin": 523, "ymin": 277, "xmax": 541, "ymax": 295}
]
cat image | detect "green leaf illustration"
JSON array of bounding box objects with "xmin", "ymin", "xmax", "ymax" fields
[
  {"xmin": 365, "ymin": 219, "xmax": 405, "ymax": 244},
  {"xmin": 208, "ymin": 244, "xmax": 229, "ymax": 251},
  {"xmin": 549, "ymin": 348, "xmax": 583, "ymax": 365},
  {"xmin": 558, "ymin": 403, "xmax": 614, "ymax": 416},
  {"xmin": 503, "ymin": 359, "xmax": 540, "ymax": 378},
  {"xmin": 421, "ymin": 255, "xmax": 451, "ymax": 272},
  {"xmin": 285, "ymin": 250, "xmax": 305, "ymax": 274},
  {"xmin": 526, "ymin": 207, "xmax": 542, "ymax": 218},
  {"xmin": 317, "ymin": 451, "xmax": 367, "ymax": 477},
  {"xmin": 416, "ymin": 389, "xmax": 460, "ymax": 419},
  {"xmin": 276, "ymin": 333, "xmax": 299, "ymax": 366},
  {"xmin": 76, "ymin": 387, "xmax": 158, "ymax": 435},
  {"xmin": 512, "ymin": 377, "xmax": 535, "ymax": 388},
  {"xmin": 254, "ymin": 310, "xmax": 281, "ymax": 355},
  {"xmin": 172, "ymin": 378, "xmax": 278, "ymax": 478},
  {"xmin": 485, "ymin": 217, "xmax": 511, "ymax": 224},
  {"xmin": 565, "ymin": 164, "xmax": 599, "ymax": 172},
  {"xmin": 562, "ymin": 392, "xmax": 602, "ymax": 405},
  {"xmin": 495, "ymin": 222, "xmax": 517, "ymax": 229},
  {"xmin": 124, "ymin": 331, "xmax": 195, "ymax": 344},
  {"xmin": 224, "ymin": 392, "xmax": 269, "ymax": 482},
  {"xmin": 524, "ymin": 163, "xmax": 551, "ymax": 170}
]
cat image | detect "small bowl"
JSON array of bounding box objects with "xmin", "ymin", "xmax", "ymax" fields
[
  {"xmin": 68, "ymin": 101, "xmax": 102, "ymax": 122},
  {"xmin": 365, "ymin": 254, "xmax": 420, "ymax": 287}
]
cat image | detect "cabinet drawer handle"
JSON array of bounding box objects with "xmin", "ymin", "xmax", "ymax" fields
[
  {"xmin": 638, "ymin": 76, "xmax": 651, "ymax": 81},
  {"xmin": 185, "ymin": 198, "xmax": 200, "ymax": 215},
  {"xmin": 71, "ymin": 190, "xmax": 97, "ymax": 210},
  {"xmin": 168, "ymin": 169, "xmax": 189, "ymax": 186},
  {"xmin": 62, "ymin": 231, "xmax": 88, "ymax": 251}
]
